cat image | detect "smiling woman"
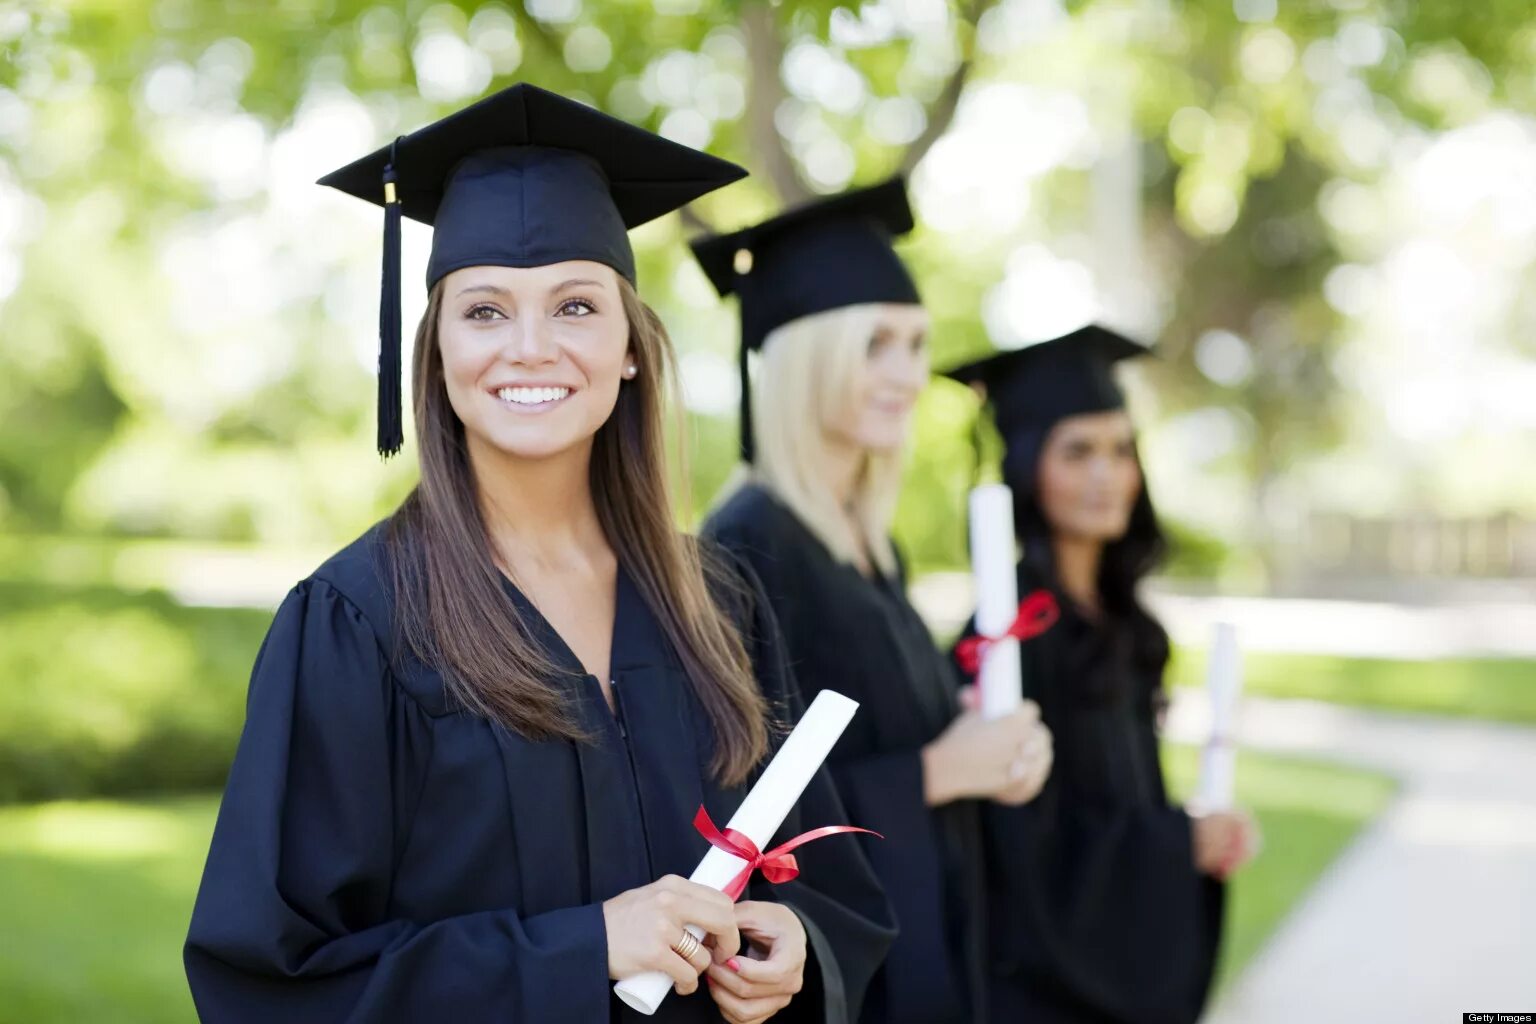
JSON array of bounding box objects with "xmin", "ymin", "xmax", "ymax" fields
[{"xmin": 182, "ymin": 83, "xmax": 894, "ymax": 1024}]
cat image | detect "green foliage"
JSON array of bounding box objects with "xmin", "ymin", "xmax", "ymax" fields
[
  {"xmin": 4, "ymin": 0, "xmax": 1531, "ymax": 551},
  {"xmin": 0, "ymin": 582, "xmax": 268, "ymax": 803},
  {"xmin": 1161, "ymin": 517, "xmax": 1234, "ymax": 578}
]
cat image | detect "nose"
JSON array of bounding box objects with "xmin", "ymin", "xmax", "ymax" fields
[
  {"xmin": 500, "ymin": 318, "xmax": 559, "ymax": 366},
  {"xmin": 876, "ymin": 342, "xmax": 928, "ymax": 393},
  {"xmin": 1086, "ymin": 454, "xmax": 1117, "ymax": 484}
]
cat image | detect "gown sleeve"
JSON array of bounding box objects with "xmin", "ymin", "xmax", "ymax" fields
[
  {"xmin": 183, "ymin": 579, "xmax": 611, "ymax": 1023},
  {"xmin": 710, "ymin": 547, "xmax": 898, "ymax": 1024}
]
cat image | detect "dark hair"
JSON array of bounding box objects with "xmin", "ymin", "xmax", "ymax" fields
[
  {"xmin": 386, "ymin": 277, "xmax": 768, "ymax": 785},
  {"xmin": 1003, "ymin": 418, "xmax": 1171, "ymax": 706}
]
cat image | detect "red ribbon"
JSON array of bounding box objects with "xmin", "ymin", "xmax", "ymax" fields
[
  {"xmin": 692, "ymin": 805, "xmax": 882, "ymax": 901},
  {"xmin": 955, "ymin": 589, "xmax": 1061, "ymax": 677}
]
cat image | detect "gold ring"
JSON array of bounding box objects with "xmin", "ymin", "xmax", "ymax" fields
[{"xmin": 672, "ymin": 929, "xmax": 703, "ymax": 963}]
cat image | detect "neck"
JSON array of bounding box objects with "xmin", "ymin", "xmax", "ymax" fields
[
  {"xmin": 821, "ymin": 435, "xmax": 867, "ymax": 509},
  {"xmin": 1053, "ymin": 534, "xmax": 1104, "ymax": 615},
  {"xmin": 469, "ymin": 435, "xmax": 608, "ymax": 573}
]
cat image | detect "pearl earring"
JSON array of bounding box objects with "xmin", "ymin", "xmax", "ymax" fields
[{"xmin": 625, "ymin": 364, "xmax": 638, "ymax": 378}]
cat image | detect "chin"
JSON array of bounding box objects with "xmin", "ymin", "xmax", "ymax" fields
[
  {"xmin": 474, "ymin": 424, "xmax": 590, "ymax": 462},
  {"xmin": 1063, "ymin": 514, "xmax": 1133, "ymax": 544},
  {"xmin": 858, "ymin": 427, "xmax": 911, "ymax": 454}
]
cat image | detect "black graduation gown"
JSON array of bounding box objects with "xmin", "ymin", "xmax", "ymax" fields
[
  {"xmin": 954, "ymin": 562, "xmax": 1224, "ymax": 1024},
  {"xmin": 705, "ymin": 484, "xmax": 984, "ymax": 1024},
  {"xmin": 184, "ymin": 521, "xmax": 895, "ymax": 1023}
]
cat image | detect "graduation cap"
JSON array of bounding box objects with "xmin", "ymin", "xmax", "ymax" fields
[
  {"xmin": 318, "ymin": 83, "xmax": 748, "ymax": 457},
  {"xmin": 942, "ymin": 324, "xmax": 1152, "ymax": 451},
  {"xmin": 688, "ymin": 177, "xmax": 921, "ymax": 462}
]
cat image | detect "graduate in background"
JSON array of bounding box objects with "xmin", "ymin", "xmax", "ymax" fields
[
  {"xmin": 692, "ymin": 180, "xmax": 1054, "ymax": 1024},
  {"xmin": 945, "ymin": 327, "xmax": 1261, "ymax": 1024},
  {"xmin": 184, "ymin": 85, "xmax": 895, "ymax": 1024}
]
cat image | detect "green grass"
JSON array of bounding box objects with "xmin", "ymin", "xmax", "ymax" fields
[
  {"xmin": 1162, "ymin": 743, "xmax": 1399, "ymax": 993},
  {"xmin": 0, "ymin": 750, "xmax": 1398, "ymax": 1021},
  {"xmin": 0, "ymin": 795, "xmax": 216, "ymax": 1024},
  {"xmin": 1169, "ymin": 647, "xmax": 1536, "ymax": 726}
]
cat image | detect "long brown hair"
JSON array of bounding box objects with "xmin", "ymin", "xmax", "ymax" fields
[{"xmin": 387, "ymin": 276, "xmax": 768, "ymax": 785}]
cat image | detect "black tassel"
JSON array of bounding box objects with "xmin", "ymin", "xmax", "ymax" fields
[
  {"xmin": 970, "ymin": 407, "xmax": 986, "ymax": 489},
  {"xmin": 738, "ymin": 341, "xmax": 755, "ymax": 464},
  {"xmin": 377, "ymin": 138, "xmax": 404, "ymax": 459}
]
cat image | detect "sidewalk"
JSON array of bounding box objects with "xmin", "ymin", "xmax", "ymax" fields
[{"xmin": 1165, "ymin": 692, "xmax": 1536, "ymax": 1022}]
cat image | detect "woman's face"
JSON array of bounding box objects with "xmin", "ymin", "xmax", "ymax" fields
[
  {"xmin": 1036, "ymin": 409, "xmax": 1143, "ymax": 543},
  {"xmin": 437, "ymin": 261, "xmax": 632, "ymax": 462},
  {"xmin": 824, "ymin": 302, "xmax": 931, "ymax": 455}
]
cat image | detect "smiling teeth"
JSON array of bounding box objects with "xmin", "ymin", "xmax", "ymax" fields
[{"xmin": 497, "ymin": 386, "xmax": 570, "ymax": 405}]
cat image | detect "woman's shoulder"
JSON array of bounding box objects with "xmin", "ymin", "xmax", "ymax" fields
[
  {"xmin": 705, "ymin": 481, "xmax": 802, "ymax": 550},
  {"xmin": 706, "ymin": 483, "xmax": 829, "ymax": 588},
  {"xmin": 304, "ymin": 520, "xmax": 397, "ymax": 641},
  {"xmin": 288, "ymin": 518, "xmax": 452, "ymax": 716}
]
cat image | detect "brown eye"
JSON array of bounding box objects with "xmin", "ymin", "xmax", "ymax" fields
[
  {"xmin": 467, "ymin": 304, "xmax": 504, "ymax": 321},
  {"xmin": 867, "ymin": 331, "xmax": 890, "ymax": 356},
  {"xmin": 556, "ymin": 298, "xmax": 596, "ymax": 317}
]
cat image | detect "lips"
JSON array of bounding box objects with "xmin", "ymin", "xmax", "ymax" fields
[{"xmin": 492, "ymin": 385, "xmax": 573, "ymax": 407}]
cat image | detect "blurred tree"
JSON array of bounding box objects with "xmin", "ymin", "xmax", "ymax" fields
[{"xmin": 0, "ymin": 0, "xmax": 1532, "ymax": 580}]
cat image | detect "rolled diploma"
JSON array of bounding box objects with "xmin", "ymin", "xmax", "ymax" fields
[
  {"xmin": 613, "ymin": 689, "xmax": 861, "ymax": 1015},
  {"xmin": 970, "ymin": 484, "xmax": 1023, "ymax": 719},
  {"xmin": 1196, "ymin": 622, "xmax": 1242, "ymax": 811}
]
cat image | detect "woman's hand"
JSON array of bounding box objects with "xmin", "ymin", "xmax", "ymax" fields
[
  {"xmin": 921, "ymin": 701, "xmax": 1053, "ymax": 806},
  {"xmin": 602, "ymin": 875, "xmax": 739, "ymax": 995},
  {"xmin": 994, "ymin": 717, "xmax": 1053, "ymax": 806},
  {"xmin": 704, "ymin": 900, "xmax": 807, "ymax": 1024},
  {"xmin": 1191, "ymin": 809, "xmax": 1263, "ymax": 880}
]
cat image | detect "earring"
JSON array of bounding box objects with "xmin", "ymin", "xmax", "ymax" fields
[{"xmin": 624, "ymin": 363, "xmax": 638, "ymax": 379}]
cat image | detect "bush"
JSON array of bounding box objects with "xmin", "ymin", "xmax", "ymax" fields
[{"xmin": 0, "ymin": 582, "xmax": 270, "ymax": 803}]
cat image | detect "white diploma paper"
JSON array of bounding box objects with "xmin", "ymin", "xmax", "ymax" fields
[
  {"xmin": 1196, "ymin": 622, "xmax": 1242, "ymax": 811},
  {"xmin": 969, "ymin": 484, "xmax": 1024, "ymax": 719}
]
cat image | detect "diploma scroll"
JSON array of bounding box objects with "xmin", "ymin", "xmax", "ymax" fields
[
  {"xmin": 1195, "ymin": 622, "xmax": 1242, "ymax": 811},
  {"xmin": 969, "ymin": 484, "xmax": 1024, "ymax": 719},
  {"xmin": 613, "ymin": 689, "xmax": 861, "ymax": 1015}
]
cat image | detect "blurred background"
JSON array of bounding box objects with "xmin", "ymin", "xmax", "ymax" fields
[{"xmin": 1, "ymin": 0, "xmax": 1533, "ymax": 1020}]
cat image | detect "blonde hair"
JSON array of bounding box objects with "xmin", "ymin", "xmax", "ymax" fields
[{"xmin": 731, "ymin": 303, "xmax": 906, "ymax": 577}]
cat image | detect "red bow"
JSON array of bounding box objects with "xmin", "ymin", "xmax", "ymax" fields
[
  {"xmin": 692, "ymin": 806, "xmax": 882, "ymax": 901},
  {"xmin": 955, "ymin": 589, "xmax": 1061, "ymax": 677}
]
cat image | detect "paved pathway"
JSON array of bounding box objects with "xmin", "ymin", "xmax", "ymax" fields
[{"xmin": 1165, "ymin": 692, "xmax": 1536, "ymax": 1022}]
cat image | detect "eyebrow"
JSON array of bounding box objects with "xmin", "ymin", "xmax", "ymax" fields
[
  {"xmin": 455, "ymin": 278, "xmax": 607, "ymax": 298},
  {"xmin": 456, "ymin": 283, "xmax": 509, "ymax": 298}
]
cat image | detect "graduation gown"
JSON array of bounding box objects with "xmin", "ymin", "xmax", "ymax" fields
[
  {"xmin": 954, "ymin": 562, "xmax": 1224, "ymax": 1024},
  {"xmin": 184, "ymin": 521, "xmax": 895, "ymax": 1023},
  {"xmin": 705, "ymin": 484, "xmax": 984, "ymax": 1024}
]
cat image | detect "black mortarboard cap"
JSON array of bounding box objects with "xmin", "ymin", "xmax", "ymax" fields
[
  {"xmin": 942, "ymin": 325, "xmax": 1151, "ymax": 444},
  {"xmin": 318, "ymin": 83, "xmax": 748, "ymax": 457},
  {"xmin": 688, "ymin": 177, "xmax": 921, "ymax": 462}
]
